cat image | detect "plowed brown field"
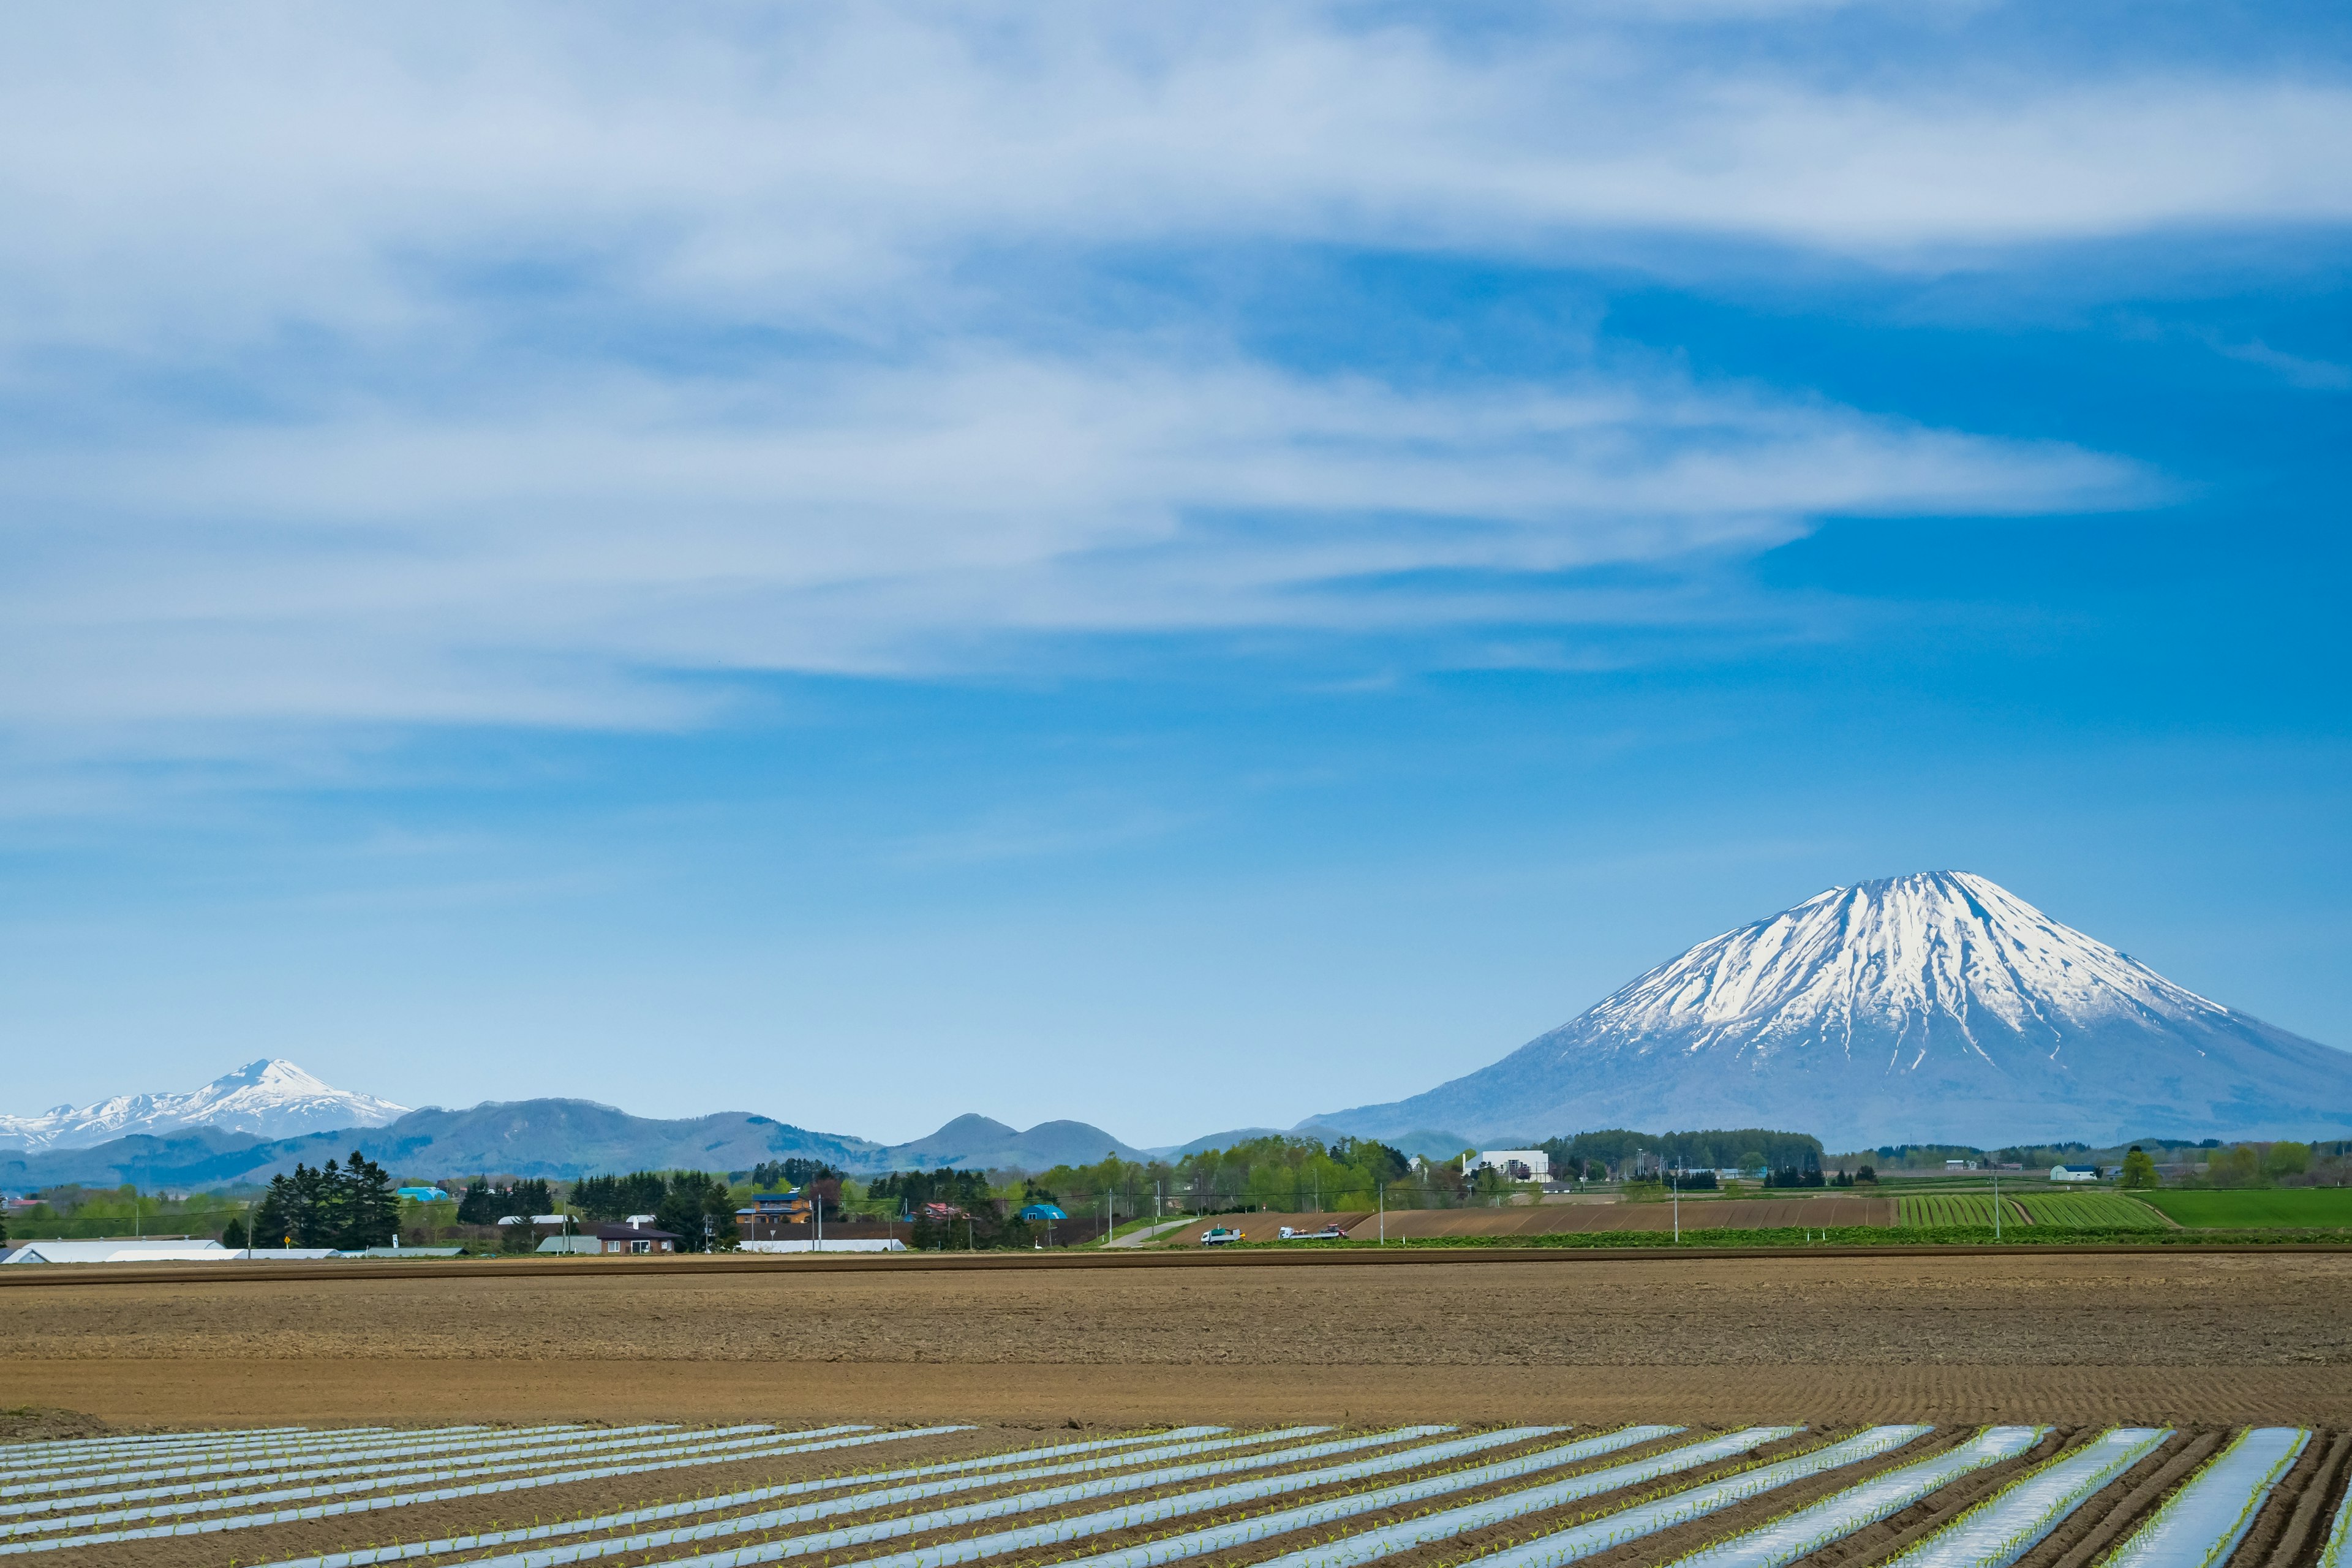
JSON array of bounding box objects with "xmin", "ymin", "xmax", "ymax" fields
[{"xmin": 6, "ymin": 1247, "xmax": 2352, "ymax": 1429}]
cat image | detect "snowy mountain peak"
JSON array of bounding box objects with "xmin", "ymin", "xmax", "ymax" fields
[
  {"xmin": 1590, "ymin": 870, "xmax": 2230, "ymax": 1057},
  {"xmin": 0, "ymin": 1058, "xmax": 410, "ymax": 1153},
  {"xmin": 1319, "ymin": 870, "xmax": 2352, "ymax": 1147}
]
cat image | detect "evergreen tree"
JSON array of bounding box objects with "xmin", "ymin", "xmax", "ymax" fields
[
  {"xmin": 252, "ymin": 1175, "xmax": 295, "ymax": 1247},
  {"xmin": 511, "ymin": 1177, "xmax": 554, "ymax": 1216},
  {"xmin": 456, "ymin": 1176, "xmax": 501, "ymax": 1225},
  {"xmin": 339, "ymin": 1151, "xmax": 399, "ymax": 1248},
  {"xmin": 750, "ymin": 1158, "xmax": 840, "ymax": 1189},
  {"xmin": 655, "ymin": 1172, "xmax": 728, "ymax": 1253},
  {"xmin": 221, "ymin": 1216, "xmax": 247, "ymax": 1249}
]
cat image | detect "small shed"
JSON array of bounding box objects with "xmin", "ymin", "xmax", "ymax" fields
[
  {"xmin": 595, "ymin": 1223, "xmax": 679, "ymax": 1256},
  {"xmin": 536, "ymin": 1235, "xmax": 602, "ymax": 1255}
]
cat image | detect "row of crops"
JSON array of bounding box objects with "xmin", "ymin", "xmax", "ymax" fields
[
  {"xmin": 1893, "ymin": 1192, "xmax": 2166, "ymax": 1229},
  {"xmin": 4, "ymin": 1417, "xmax": 2348, "ymax": 1568}
]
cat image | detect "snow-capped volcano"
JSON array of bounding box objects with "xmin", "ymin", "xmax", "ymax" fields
[
  {"xmin": 1318, "ymin": 872, "xmax": 2352, "ymax": 1148},
  {"xmin": 0, "ymin": 1059, "xmax": 410, "ymax": 1152}
]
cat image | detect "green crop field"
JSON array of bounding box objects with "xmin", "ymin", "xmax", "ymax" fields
[
  {"xmin": 1896, "ymin": 1194, "xmax": 1999, "ymax": 1227},
  {"xmin": 2015, "ymin": 1192, "xmax": 2166, "ymax": 1229},
  {"xmin": 2136, "ymin": 1188, "xmax": 2352, "ymax": 1227},
  {"xmin": 1896, "ymin": 1191, "xmax": 2165, "ymax": 1229}
]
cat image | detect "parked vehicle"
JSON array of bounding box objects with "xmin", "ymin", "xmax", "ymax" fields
[{"xmin": 1199, "ymin": 1225, "xmax": 1242, "ymax": 1246}]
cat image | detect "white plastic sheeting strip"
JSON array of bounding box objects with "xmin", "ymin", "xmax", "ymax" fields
[
  {"xmin": 1332, "ymin": 1425, "xmax": 1923, "ymax": 1568},
  {"xmin": 466, "ymin": 1422, "xmax": 1493, "ymax": 1568},
  {"xmin": 639, "ymin": 1425, "xmax": 1691, "ymax": 1568},
  {"xmin": 2101, "ymin": 1428, "xmax": 2308, "ymax": 1568},
  {"xmin": 0, "ymin": 1423, "xmax": 660, "ymax": 1502},
  {"xmin": 1664, "ymin": 1427, "xmax": 2046, "ymax": 1568},
  {"xmin": 0, "ymin": 1427, "xmax": 421, "ymax": 1478},
  {"xmin": 0, "ymin": 1424, "xmax": 795, "ymax": 1533},
  {"xmin": 2321, "ymin": 1461, "xmax": 2352, "ymax": 1568},
  {"xmin": 2, "ymin": 1426, "xmax": 312, "ymax": 1462},
  {"xmin": 1029, "ymin": 1427, "xmax": 1787, "ymax": 1568},
  {"xmin": 252, "ymin": 1425, "xmax": 1305, "ymax": 1568},
  {"xmin": 0, "ymin": 1426, "xmax": 325, "ymax": 1463},
  {"xmin": 1878, "ymin": 1428, "xmax": 2171, "ymax": 1568},
  {"xmin": 0, "ymin": 1424, "xmax": 948, "ymax": 1556}
]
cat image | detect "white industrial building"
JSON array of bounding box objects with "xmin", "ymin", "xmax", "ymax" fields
[{"xmin": 1463, "ymin": 1150, "xmax": 1551, "ymax": 1183}]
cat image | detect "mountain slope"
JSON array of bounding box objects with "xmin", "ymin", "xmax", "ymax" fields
[
  {"xmin": 0, "ymin": 1099, "xmax": 889, "ymax": 1189},
  {"xmin": 0, "ymin": 1059, "xmax": 409, "ymax": 1152},
  {"xmin": 882, "ymin": 1114, "xmax": 1145, "ymax": 1170},
  {"xmin": 1317, "ymin": 872, "xmax": 2352, "ymax": 1148}
]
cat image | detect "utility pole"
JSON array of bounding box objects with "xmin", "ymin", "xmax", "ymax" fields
[{"xmin": 1994, "ymin": 1169, "xmax": 2001, "ymax": 1242}]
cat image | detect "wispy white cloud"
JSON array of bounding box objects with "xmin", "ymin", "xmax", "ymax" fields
[
  {"xmin": 0, "ymin": 3, "xmax": 2323, "ymax": 748},
  {"xmin": 0, "ymin": 351, "xmax": 2144, "ymax": 729}
]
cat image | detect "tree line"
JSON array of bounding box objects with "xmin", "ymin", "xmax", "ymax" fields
[{"xmin": 245, "ymin": 1152, "xmax": 400, "ymax": 1250}]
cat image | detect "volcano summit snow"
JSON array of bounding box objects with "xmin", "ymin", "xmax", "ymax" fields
[
  {"xmin": 0, "ymin": 1059, "xmax": 409, "ymax": 1152},
  {"xmin": 1320, "ymin": 872, "xmax": 2352, "ymax": 1148}
]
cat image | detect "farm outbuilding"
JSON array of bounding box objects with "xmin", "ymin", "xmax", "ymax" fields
[
  {"xmin": 2, "ymin": 1239, "xmax": 232, "ymax": 1264},
  {"xmin": 594, "ymin": 1223, "xmax": 679, "ymax": 1255},
  {"xmin": 2051, "ymin": 1164, "xmax": 2102, "ymax": 1183}
]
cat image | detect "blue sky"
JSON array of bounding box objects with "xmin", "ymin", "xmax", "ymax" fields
[{"xmin": 0, "ymin": 3, "xmax": 2345, "ymax": 1145}]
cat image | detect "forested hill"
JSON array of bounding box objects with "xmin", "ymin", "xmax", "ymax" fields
[
  {"xmin": 0, "ymin": 1099, "xmax": 884, "ymax": 1189},
  {"xmin": 0, "ymin": 1099, "xmax": 1152, "ymax": 1189}
]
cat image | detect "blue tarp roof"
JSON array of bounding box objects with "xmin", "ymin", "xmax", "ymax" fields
[{"xmin": 1019, "ymin": 1203, "xmax": 1068, "ymax": 1219}]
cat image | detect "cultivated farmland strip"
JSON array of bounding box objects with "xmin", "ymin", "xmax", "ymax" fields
[
  {"xmin": 0, "ymin": 1428, "xmax": 420, "ymax": 1477},
  {"xmin": 459, "ymin": 1422, "xmax": 1501, "ymax": 1568},
  {"xmin": 0, "ymin": 1422, "xmax": 679, "ymax": 1501},
  {"xmin": 0, "ymin": 1424, "xmax": 802, "ymax": 1532},
  {"xmin": 773, "ymin": 1426, "xmax": 1747, "ymax": 1568},
  {"xmin": 2321, "ymin": 1460, "xmax": 2352, "ymax": 1568},
  {"xmin": 1351, "ymin": 1425, "xmax": 1925, "ymax": 1568},
  {"xmin": 251, "ymin": 1425, "xmax": 1317, "ymax": 1568},
  {"xmin": 2101, "ymin": 1429, "xmax": 2309, "ymax": 1568},
  {"xmin": 1875, "ymin": 1428, "xmax": 2171, "ymax": 1568},
  {"xmin": 1662, "ymin": 1427, "xmax": 2046, "ymax": 1568},
  {"xmin": 251, "ymin": 1425, "xmax": 1261, "ymax": 1568},
  {"xmin": 0, "ymin": 1423, "xmax": 954, "ymax": 1556}
]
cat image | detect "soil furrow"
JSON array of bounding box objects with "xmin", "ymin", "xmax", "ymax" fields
[
  {"xmin": 2228, "ymin": 1430, "xmax": 2334, "ymax": 1568},
  {"xmin": 2261, "ymin": 1433, "xmax": 2352, "ymax": 1568},
  {"xmin": 1801, "ymin": 1427, "xmax": 2077, "ymax": 1568},
  {"xmin": 2030, "ymin": 1431, "xmax": 2220, "ymax": 1568}
]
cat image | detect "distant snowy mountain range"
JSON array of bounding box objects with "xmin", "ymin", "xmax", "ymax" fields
[
  {"xmin": 0, "ymin": 1059, "xmax": 409, "ymax": 1152},
  {"xmin": 10, "ymin": 872, "xmax": 2350, "ymax": 1179},
  {"xmin": 1317, "ymin": 870, "xmax": 2352, "ymax": 1148}
]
